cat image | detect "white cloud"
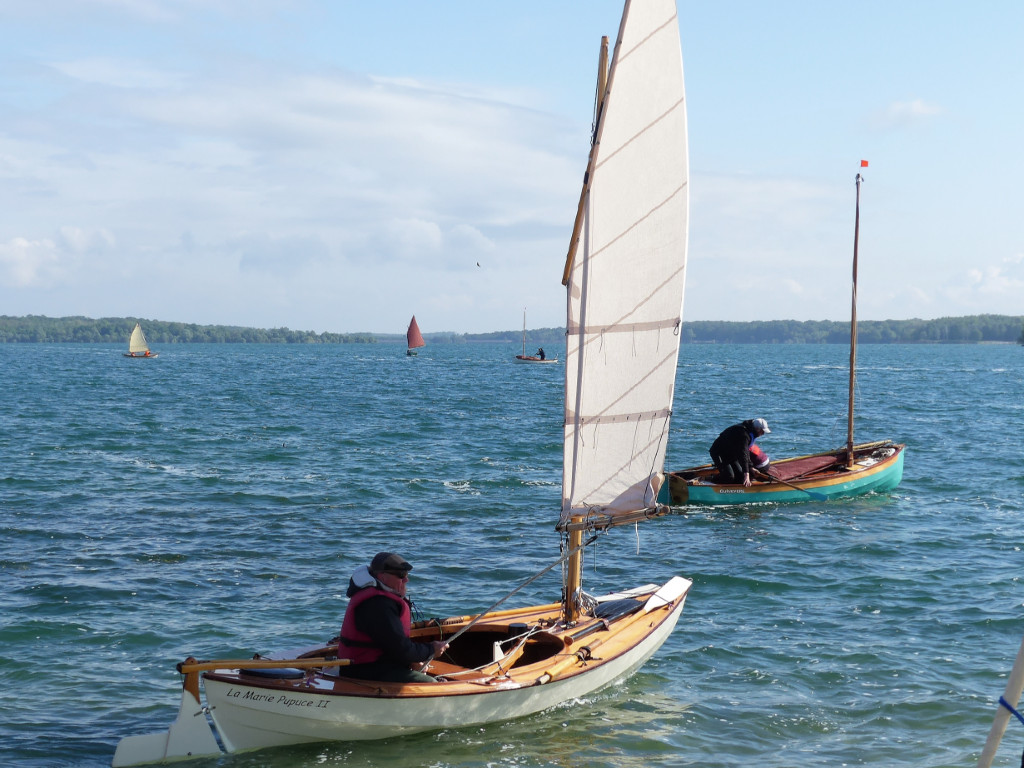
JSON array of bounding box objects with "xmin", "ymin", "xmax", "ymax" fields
[
  {"xmin": 449, "ymin": 224, "xmax": 495, "ymax": 254},
  {"xmin": 872, "ymin": 98, "xmax": 943, "ymax": 130},
  {"xmin": 50, "ymin": 57, "xmax": 186, "ymax": 89},
  {"xmin": 379, "ymin": 218, "xmax": 444, "ymax": 260},
  {"xmin": 0, "ymin": 237, "xmax": 61, "ymax": 287},
  {"xmin": 57, "ymin": 226, "xmax": 115, "ymax": 253},
  {"xmin": 966, "ymin": 253, "xmax": 1024, "ymax": 296},
  {"xmin": 229, "ymin": 232, "xmax": 330, "ymax": 274}
]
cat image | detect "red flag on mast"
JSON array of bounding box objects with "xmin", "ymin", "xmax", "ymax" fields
[{"xmin": 860, "ymin": 160, "xmax": 869, "ymax": 167}]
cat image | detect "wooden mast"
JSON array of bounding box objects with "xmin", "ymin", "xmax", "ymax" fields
[
  {"xmin": 561, "ymin": 36, "xmax": 610, "ymax": 287},
  {"xmin": 562, "ymin": 36, "xmax": 610, "ymax": 626},
  {"xmin": 846, "ymin": 172, "xmax": 863, "ymax": 467}
]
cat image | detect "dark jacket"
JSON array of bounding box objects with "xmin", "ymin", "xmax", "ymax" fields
[{"xmin": 709, "ymin": 421, "xmax": 758, "ymax": 476}]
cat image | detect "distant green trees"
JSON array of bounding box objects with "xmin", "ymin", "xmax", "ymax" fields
[
  {"xmin": 0, "ymin": 316, "xmax": 376, "ymax": 344},
  {"xmin": 463, "ymin": 316, "xmax": 1023, "ymax": 345},
  {"xmin": 675, "ymin": 315, "xmax": 1023, "ymax": 344},
  {"xmin": 2, "ymin": 314, "xmax": 1021, "ymax": 344},
  {"xmin": 461, "ymin": 327, "xmax": 566, "ymax": 346}
]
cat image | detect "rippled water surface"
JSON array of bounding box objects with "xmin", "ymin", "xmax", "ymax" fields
[{"xmin": 2, "ymin": 342, "xmax": 1023, "ymax": 767}]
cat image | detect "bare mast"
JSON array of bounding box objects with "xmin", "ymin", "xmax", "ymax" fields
[{"xmin": 846, "ymin": 172, "xmax": 864, "ymax": 466}]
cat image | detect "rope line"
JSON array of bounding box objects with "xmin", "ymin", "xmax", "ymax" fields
[{"xmin": 1000, "ymin": 695, "xmax": 1024, "ymax": 727}]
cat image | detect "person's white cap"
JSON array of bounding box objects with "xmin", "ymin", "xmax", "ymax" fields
[{"xmin": 752, "ymin": 418, "xmax": 770, "ymax": 434}]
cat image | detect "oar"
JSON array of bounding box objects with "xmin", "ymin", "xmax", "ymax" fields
[{"xmin": 755, "ymin": 469, "xmax": 828, "ymax": 501}]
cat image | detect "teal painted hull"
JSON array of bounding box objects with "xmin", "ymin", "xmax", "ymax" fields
[{"xmin": 660, "ymin": 442, "xmax": 905, "ymax": 506}]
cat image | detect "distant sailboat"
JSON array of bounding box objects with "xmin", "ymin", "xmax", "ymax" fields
[
  {"xmin": 123, "ymin": 323, "xmax": 158, "ymax": 358},
  {"xmin": 514, "ymin": 309, "xmax": 557, "ymax": 364},
  {"xmin": 406, "ymin": 315, "xmax": 425, "ymax": 356}
]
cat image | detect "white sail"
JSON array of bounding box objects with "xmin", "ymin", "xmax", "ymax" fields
[
  {"xmin": 128, "ymin": 323, "xmax": 150, "ymax": 355},
  {"xmin": 562, "ymin": 0, "xmax": 688, "ymax": 528}
]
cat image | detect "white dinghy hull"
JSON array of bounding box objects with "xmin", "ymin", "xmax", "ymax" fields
[{"xmin": 205, "ymin": 579, "xmax": 690, "ymax": 752}]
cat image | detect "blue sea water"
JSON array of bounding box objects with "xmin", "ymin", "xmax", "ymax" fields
[{"xmin": 1, "ymin": 341, "xmax": 1023, "ymax": 768}]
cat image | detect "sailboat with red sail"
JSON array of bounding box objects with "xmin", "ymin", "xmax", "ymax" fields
[{"xmin": 406, "ymin": 315, "xmax": 425, "ymax": 356}]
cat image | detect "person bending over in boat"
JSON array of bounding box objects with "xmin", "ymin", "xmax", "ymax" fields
[
  {"xmin": 709, "ymin": 418, "xmax": 771, "ymax": 486},
  {"xmin": 337, "ymin": 551, "xmax": 448, "ymax": 683},
  {"xmin": 536, "ymin": 347, "xmax": 546, "ymax": 360}
]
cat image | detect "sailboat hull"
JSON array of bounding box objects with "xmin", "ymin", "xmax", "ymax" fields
[
  {"xmin": 207, "ymin": 588, "xmax": 687, "ymax": 751},
  {"xmin": 661, "ymin": 441, "xmax": 905, "ymax": 506},
  {"xmin": 514, "ymin": 356, "xmax": 558, "ymax": 364},
  {"xmin": 117, "ymin": 580, "xmax": 690, "ymax": 762}
]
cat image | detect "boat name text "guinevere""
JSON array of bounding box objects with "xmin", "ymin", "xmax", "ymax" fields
[{"xmin": 226, "ymin": 688, "xmax": 329, "ymax": 708}]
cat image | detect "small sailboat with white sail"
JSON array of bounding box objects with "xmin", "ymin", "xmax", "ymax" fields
[
  {"xmin": 406, "ymin": 315, "xmax": 425, "ymax": 356},
  {"xmin": 514, "ymin": 309, "xmax": 557, "ymax": 364},
  {"xmin": 123, "ymin": 323, "xmax": 158, "ymax": 358},
  {"xmin": 112, "ymin": 1, "xmax": 691, "ymax": 764}
]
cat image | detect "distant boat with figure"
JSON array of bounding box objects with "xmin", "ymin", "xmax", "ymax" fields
[
  {"xmin": 660, "ymin": 167, "xmax": 904, "ymax": 506},
  {"xmin": 123, "ymin": 323, "xmax": 158, "ymax": 358},
  {"xmin": 514, "ymin": 309, "xmax": 557, "ymax": 364},
  {"xmin": 406, "ymin": 316, "xmax": 425, "ymax": 356}
]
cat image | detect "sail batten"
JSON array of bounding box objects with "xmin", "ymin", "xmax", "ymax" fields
[
  {"xmin": 560, "ymin": 0, "xmax": 688, "ymax": 532},
  {"xmin": 592, "ymin": 101, "xmax": 686, "ymax": 174},
  {"xmin": 565, "ymin": 408, "xmax": 672, "ymax": 426},
  {"xmin": 566, "ymin": 317, "xmax": 681, "ymax": 335}
]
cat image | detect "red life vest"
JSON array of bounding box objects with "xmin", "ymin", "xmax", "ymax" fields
[
  {"xmin": 750, "ymin": 443, "xmax": 770, "ymax": 470},
  {"xmin": 337, "ymin": 586, "xmax": 411, "ymax": 664}
]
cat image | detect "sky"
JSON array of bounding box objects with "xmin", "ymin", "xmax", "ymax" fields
[{"xmin": 1, "ymin": 1, "xmax": 1022, "ymax": 335}]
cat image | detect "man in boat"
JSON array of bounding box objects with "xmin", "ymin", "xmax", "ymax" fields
[
  {"xmin": 337, "ymin": 551, "xmax": 448, "ymax": 683},
  {"xmin": 709, "ymin": 418, "xmax": 771, "ymax": 486},
  {"xmin": 536, "ymin": 347, "xmax": 546, "ymax": 360}
]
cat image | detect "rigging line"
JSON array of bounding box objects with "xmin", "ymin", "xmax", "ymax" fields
[
  {"xmin": 1000, "ymin": 696, "xmax": 1024, "ymax": 728},
  {"xmin": 429, "ymin": 533, "xmax": 600, "ymax": 655}
]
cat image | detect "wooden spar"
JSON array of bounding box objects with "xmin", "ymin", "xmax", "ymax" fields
[
  {"xmin": 178, "ymin": 657, "xmax": 352, "ymax": 674},
  {"xmin": 174, "ymin": 656, "xmax": 352, "ymax": 707},
  {"xmin": 557, "ymin": 505, "xmax": 669, "ymax": 533},
  {"xmin": 561, "ymin": 36, "xmax": 610, "ymax": 287},
  {"xmin": 978, "ymin": 635, "xmax": 1024, "ymax": 768},
  {"xmin": 560, "ymin": 33, "xmax": 610, "ymax": 622},
  {"xmin": 426, "ymin": 602, "xmax": 563, "ymax": 629},
  {"xmin": 846, "ymin": 172, "xmax": 863, "ymax": 466},
  {"xmin": 563, "ymin": 517, "xmax": 585, "ymax": 625}
]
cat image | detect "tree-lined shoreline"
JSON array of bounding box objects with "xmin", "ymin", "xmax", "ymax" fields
[{"xmin": 1, "ymin": 314, "xmax": 1022, "ymax": 345}]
